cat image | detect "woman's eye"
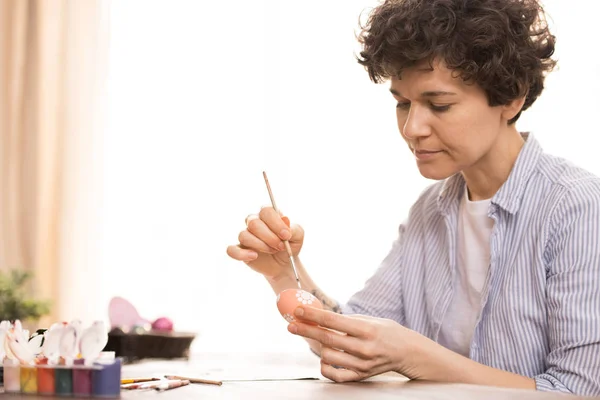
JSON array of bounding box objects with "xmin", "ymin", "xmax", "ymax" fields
[
  {"xmin": 395, "ymin": 102, "xmax": 453, "ymax": 112},
  {"xmin": 430, "ymin": 104, "xmax": 451, "ymax": 112}
]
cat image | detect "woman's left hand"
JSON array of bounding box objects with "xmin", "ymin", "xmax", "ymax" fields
[{"xmin": 288, "ymin": 306, "xmax": 426, "ymax": 382}]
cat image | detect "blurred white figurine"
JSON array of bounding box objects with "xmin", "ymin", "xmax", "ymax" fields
[{"xmin": 80, "ymin": 321, "xmax": 109, "ymax": 365}]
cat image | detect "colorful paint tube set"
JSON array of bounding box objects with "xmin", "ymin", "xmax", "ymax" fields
[
  {"xmin": 1, "ymin": 319, "xmax": 119, "ymax": 397},
  {"xmin": 3, "ymin": 352, "xmax": 121, "ymax": 397}
]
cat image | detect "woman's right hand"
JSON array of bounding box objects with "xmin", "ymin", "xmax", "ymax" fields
[{"xmin": 226, "ymin": 206, "xmax": 304, "ymax": 281}]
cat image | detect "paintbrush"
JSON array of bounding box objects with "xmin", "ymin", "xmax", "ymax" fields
[
  {"xmin": 155, "ymin": 379, "xmax": 190, "ymax": 391},
  {"xmin": 164, "ymin": 375, "xmax": 222, "ymax": 386},
  {"xmin": 122, "ymin": 379, "xmax": 184, "ymax": 390},
  {"xmin": 262, "ymin": 171, "xmax": 302, "ymax": 289}
]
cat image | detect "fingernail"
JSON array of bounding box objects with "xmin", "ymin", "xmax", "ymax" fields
[
  {"xmin": 248, "ymin": 251, "xmax": 258, "ymax": 260},
  {"xmin": 280, "ymin": 229, "xmax": 290, "ymax": 240},
  {"xmin": 294, "ymin": 307, "xmax": 304, "ymax": 317},
  {"xmin": 288, "ymin": 324, "xmax": 298, "ymax": 334},
  {"xmin": 278, "ymin": 242, "xmax": 285, "ymax": 251}
]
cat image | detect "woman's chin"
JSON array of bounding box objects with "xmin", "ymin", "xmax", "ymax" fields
[{"xmin": 417, "ymin": 164, "xmax": 457, "ymax": 181}]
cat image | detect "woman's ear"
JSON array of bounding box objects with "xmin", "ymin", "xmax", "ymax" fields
[{"xmin": 502, "ymin": 96, "xmax": 527, "ymax": 122}]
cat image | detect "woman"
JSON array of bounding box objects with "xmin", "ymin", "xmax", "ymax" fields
[{"xmin": 226, "ymin": 0, "xmax": 600, "ymax": 395}]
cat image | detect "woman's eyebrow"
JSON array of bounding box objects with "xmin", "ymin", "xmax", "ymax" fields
[{"xmin": 389, "ymin": 88, "xmax": 457, "ymax": 97}]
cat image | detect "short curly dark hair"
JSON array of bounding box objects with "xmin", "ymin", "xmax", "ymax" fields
[{"xmin": 356, "ymin": 0, "xmax": 557, "ymax": 124}]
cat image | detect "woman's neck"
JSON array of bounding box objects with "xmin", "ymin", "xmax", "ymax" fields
[{"xmin": 462, "ymin": 128, "xmax": 525, "ymax": 201}]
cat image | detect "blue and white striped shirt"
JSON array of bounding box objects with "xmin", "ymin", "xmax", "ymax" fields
[{"xmin": 342, "ymin": 134, "xmax": 600, "ymax": 395}]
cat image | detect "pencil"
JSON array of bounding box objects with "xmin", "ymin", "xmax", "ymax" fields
[
  {"xmin": 121, "ymin": 377, "xmax": 160, "ymax": 384},
  {"xmin": 164, "ymin": 375, "xmax": 223, "ymax": 386}
]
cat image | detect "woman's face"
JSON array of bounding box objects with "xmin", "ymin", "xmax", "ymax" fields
[{"xmin": 390, "ymin": 60, "xmax": 518, "ymax": 180}]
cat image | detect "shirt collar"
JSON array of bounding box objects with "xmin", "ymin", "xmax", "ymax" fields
[{"xmin": 437, "ymin": 133, "xmax": 543, "ymax": 216}]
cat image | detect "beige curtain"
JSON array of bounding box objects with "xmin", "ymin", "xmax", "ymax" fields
[{"xmin": 0, "ymin": 0, "xmax": 109, "ymax": 325}]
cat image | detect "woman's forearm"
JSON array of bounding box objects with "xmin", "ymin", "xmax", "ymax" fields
[
  {"xmin": 266, "ymin": 257, "xmax": 342, "ymax": 313},
  {"xmin": 266, "ymin": 257, "xmax": 341, "ymax": 355},
  {"xmin": 411, "ymin": 336, "xmax": 536, "ymax": 389}
]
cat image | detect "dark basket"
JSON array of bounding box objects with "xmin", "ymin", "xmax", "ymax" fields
[{"xmin": 103, "ymin": 328, "xmax": 196, "ymax": 364}]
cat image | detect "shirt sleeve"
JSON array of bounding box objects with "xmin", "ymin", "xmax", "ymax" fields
[
  {"xmin": 536, "ymin": 183, "xmax": 600, "ymax": 396},
  {"xmin": 341, "ymin": 222, "xmax": 406, "ymax": 325}
]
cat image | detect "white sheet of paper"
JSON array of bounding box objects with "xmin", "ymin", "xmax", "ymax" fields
[{"xmin": 121, "ymin": 351, "xmax": 322, "ymax": 381}]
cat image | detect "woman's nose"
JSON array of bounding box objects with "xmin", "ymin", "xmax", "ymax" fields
[{"xmin": 401, "ymin": 105, "xmax": 431, "ymax": 139}]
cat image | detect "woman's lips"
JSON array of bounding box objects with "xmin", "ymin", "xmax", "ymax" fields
[{"xmin": 413, "ymin": 149, "xmax": 443, "ymax": 160}]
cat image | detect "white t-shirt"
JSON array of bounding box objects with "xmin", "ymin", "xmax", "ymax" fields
[{"xmin": 437, "ymin": 188, "xmax": 494, "ymax": 357}]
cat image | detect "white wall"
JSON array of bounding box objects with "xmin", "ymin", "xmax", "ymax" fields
[{"xmin": 68, "ymin": 0, "xmax": 600, "ymax": 353}]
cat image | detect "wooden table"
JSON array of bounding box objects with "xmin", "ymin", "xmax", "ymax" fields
[{"xmin": 1, "ymin": 352, "xmax": 594, "ymax": 399}]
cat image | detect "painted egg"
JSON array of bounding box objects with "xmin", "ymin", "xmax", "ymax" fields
[
  {"xmin": 152, "ymin": 317, "xmax": 174, "ymax": 331},
  {"xmin": 276, "ymin": 289, "xmax": 323, "ymax": 324}
]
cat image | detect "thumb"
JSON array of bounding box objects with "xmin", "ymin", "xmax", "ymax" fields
[
  {"xmin": 281, "ymin": 215, "xmax": 303, "ymax": 243},
  {"xmin": 289, "ymin": 222, "xmax": 304, "ymax": 243}
]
